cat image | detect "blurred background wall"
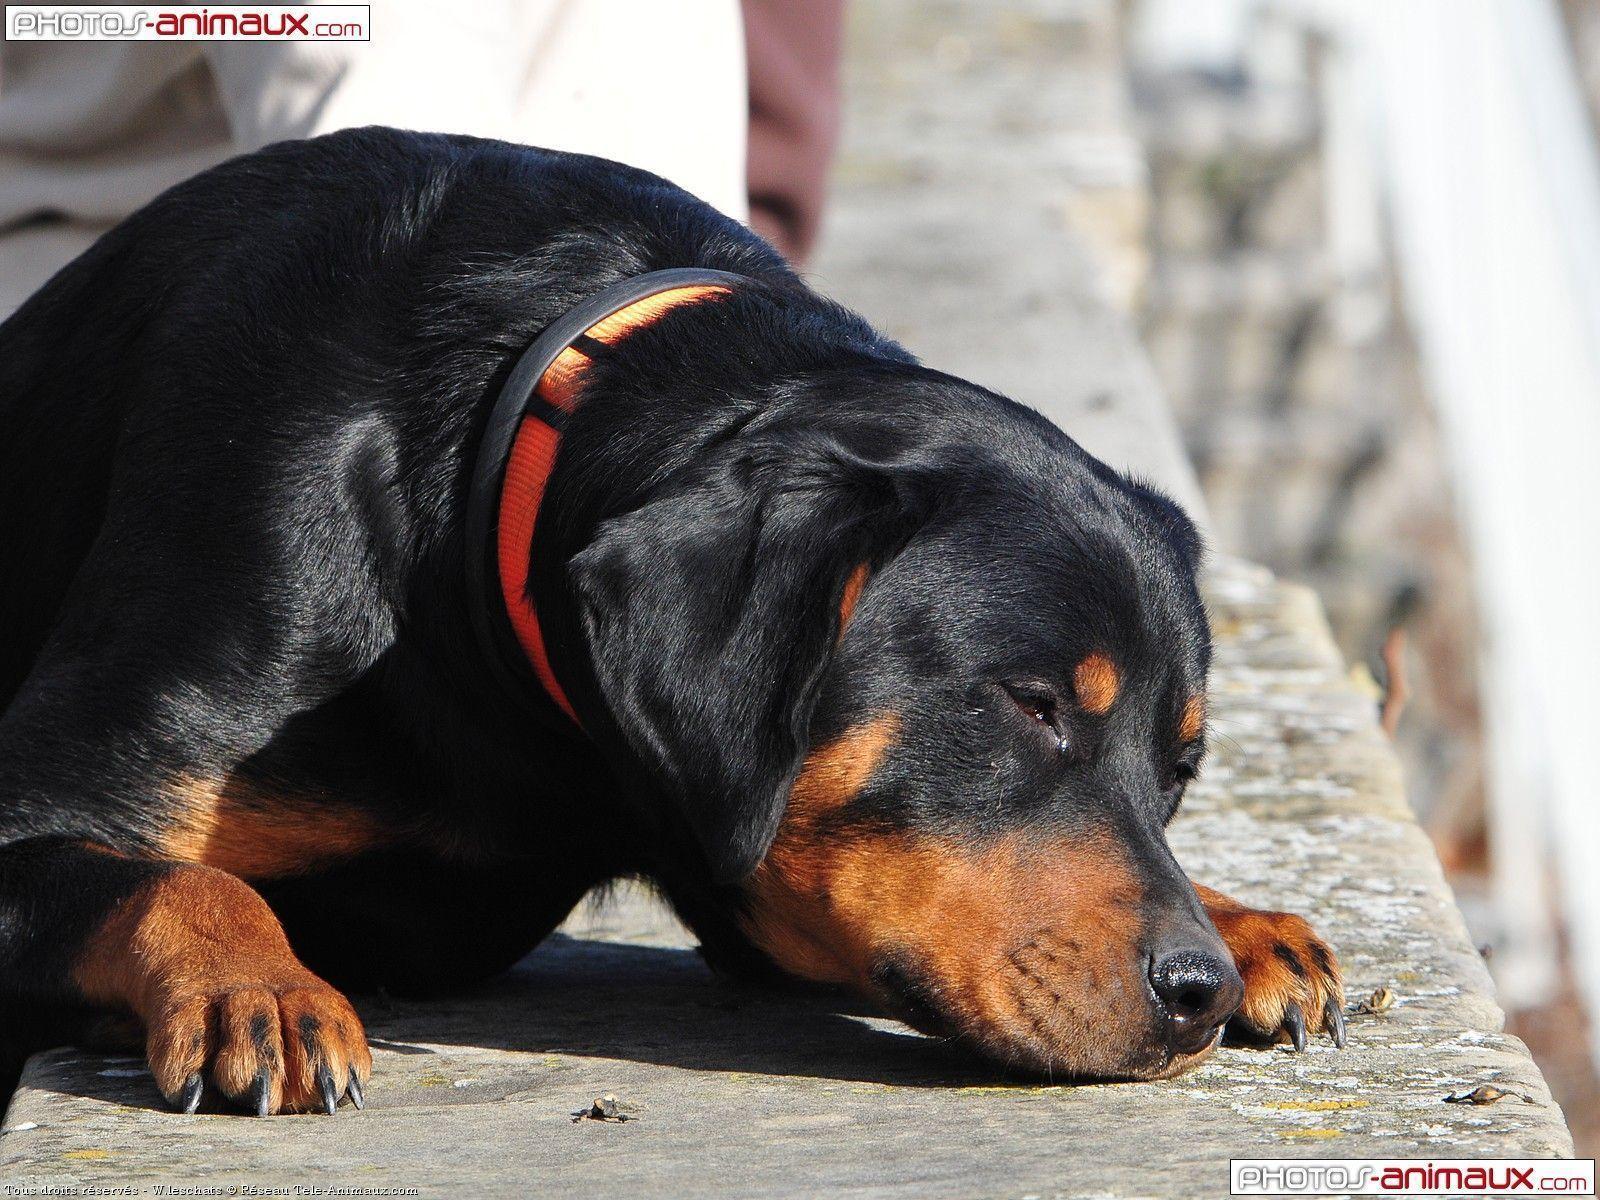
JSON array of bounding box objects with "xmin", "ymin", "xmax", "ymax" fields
[{"xmin": 1117, "ymin": 0, "xmax": 1600, "ymax": 1152}]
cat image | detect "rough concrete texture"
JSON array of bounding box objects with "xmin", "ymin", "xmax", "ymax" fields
[{"xmin": 0, "ymin": 558, "xmax": 1573, "ymax": 1196}]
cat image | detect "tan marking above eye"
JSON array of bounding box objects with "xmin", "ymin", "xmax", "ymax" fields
[
  {"xmin": 1179, "ymin": 695, "xmax": 1206, "ymax": 744},
  {"xmin": 1073, "ymin": 651, "xmax": 1120, "ymax": 715}
]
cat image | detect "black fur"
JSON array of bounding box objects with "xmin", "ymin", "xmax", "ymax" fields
[{"xmin": 0, "ymin": 128, "xmax": 1211, "ymax": 1069}]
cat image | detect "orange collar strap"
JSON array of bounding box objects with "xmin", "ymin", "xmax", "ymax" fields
[{"xmin": 465, "ymin": 269, "xmax": 745, "ymax": 732}]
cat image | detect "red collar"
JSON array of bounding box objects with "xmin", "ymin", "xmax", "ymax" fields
[{"xmin": 465, "ymin": 269, "xmax": 744, "ymax": 732}]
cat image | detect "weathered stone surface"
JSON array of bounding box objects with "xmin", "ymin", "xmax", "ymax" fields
[{"xmin": 0, "ymin": 559, "xmax": 1572, "ymax": 1197}]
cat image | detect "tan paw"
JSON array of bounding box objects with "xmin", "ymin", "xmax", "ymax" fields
[
  {"xmin": 1200, "ymin": 888, "xmax": 1346, "ymax": 1051},
  {"xmin": 147, "ymin": 972, "xmax": 371, "ymax": 1115}
]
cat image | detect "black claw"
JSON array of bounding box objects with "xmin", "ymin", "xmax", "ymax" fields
[
  {"xmin": 317, "ymin": 1064, "xmax": 339, "ymax": 1116},
  {"xmin": 346, "ymin": 1072, "xmax": 365, "ymax": 1110},
  {"xmin": 250, "ymin": 1067, "xmax": 272, "ymax": 1117},
  {"xmin": 177, "ymin": 1072, "xmax": 204, "ymax": 1115},
  {"xmin": 1325, "ymin": 997, "xmax": 1348, "ymax": 1048},
  {"xmin": 1284, "ymin": 1002, "xmax": 1308, "ymax": 1052}
]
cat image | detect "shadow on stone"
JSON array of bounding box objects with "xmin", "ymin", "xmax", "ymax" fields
[
  {"xmin": 23, "ymin": 934, "xmax": 1064, "ymax": 1115},
  {"xmin": 360, "ymin": 934, "xmax": 1047, "ymax": 1090}
]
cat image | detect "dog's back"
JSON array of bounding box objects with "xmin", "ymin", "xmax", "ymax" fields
[
  {"xmin": 0, "ymin": 127, "xmax": 751, "ymax": 706},
  {"xmin": 0, "ymin": 131, "xmax": 416, "ymax": 701},
  {"xmin": 0, "ymin": 224, "xmax": 140, "ymax": 704}
]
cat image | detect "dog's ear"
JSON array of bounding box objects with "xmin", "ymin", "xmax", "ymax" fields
[
  {"xmin": 1125, "ymin": 479, "xmax": 1204, "ymax": 572},
  {"xmin": 569, "ymin": 416, "xmax": 933, "ymax": 883}
]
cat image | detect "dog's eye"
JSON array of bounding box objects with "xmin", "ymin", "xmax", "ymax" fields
[
  {"xmin": 1165, "ymin": 761, "xmax": 1199, "ymax": 792},
  {"xmin": 1004, "ymin": 682, "xmax": 1056, "ymax": 725},
  {"xmin": 1003, "ymin": 682, "xmax": 1069, "ymax": 753}
]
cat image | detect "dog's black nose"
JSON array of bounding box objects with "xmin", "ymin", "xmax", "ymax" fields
[{"xmin": 1150, "ymin": 948, "xmax": 1244, "ymax": 1055}]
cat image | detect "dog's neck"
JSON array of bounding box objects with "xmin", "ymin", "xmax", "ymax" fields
[
  {"xmin": 467, "ymin": 264, "xmax": 916, "ymax": 764},
  {"xmin": 467, "ymin": 270, "xmax": 745, "ymax": 733}
]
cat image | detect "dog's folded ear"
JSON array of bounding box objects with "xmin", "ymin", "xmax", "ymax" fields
[{"xmin": 568, "ymin": 414, "xmax": 934, "ymax": 883}]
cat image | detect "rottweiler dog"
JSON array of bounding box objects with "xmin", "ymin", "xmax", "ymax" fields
[{"xmin": 0, "ymin": 127, "xmax": 1344, "ymax": 1116}]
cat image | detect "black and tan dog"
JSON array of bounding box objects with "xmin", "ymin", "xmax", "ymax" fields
[{"xmin": 0, "ymin": 127, "xmax": 1343, "ymax": 1116}]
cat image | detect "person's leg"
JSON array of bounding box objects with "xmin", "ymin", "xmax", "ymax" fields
[{"xmin": 743, "ymin": 0, "xmax": 847, "ymax": 263}]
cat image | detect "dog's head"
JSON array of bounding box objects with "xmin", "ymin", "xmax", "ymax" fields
[{"xmin": 570, "ymin": 368, "xmax": 1240, "ymax": 1079}]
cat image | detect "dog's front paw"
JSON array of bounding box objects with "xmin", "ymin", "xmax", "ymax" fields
[
  {"xmin": 147, "ymin": 972, "xmax": 371, "ymax": 1115},
  {"xmin": 1198, "ymin": 886, "xmax": 1345, "ymax": 1051}
]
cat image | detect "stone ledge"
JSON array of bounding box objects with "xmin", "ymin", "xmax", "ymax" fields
[{"xmin": 0, "ymin": 556, "xmax": 1571, "ymax": 1197}]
